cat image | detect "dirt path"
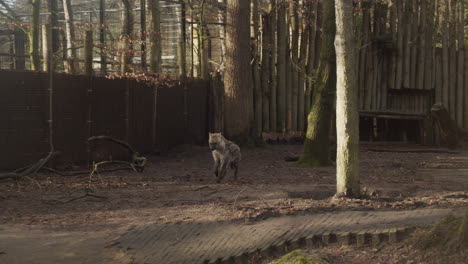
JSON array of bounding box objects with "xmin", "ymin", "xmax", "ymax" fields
[
  {"xmin": 0, "ymin": 143, "xmax": 467, "ymax": 263},
  {"xmin": 0, "ymin": 208, "xmax": 463, "ymax": 264},
  {"xmin": 0, "ymin": 225, "xmax": 116, "ymax": 264}
]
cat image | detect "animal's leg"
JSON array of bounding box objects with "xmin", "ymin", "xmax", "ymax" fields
[
  {"xmin": 233, "ymin": 163, "xmax": 238, "ymax": 181},
  {"xmin": 217, "ymin": 161, "xmax": 227, "ymax": 183},
  {"xmin": 213, "ymin": 159, "xmax": 220, "ymax": 178}
]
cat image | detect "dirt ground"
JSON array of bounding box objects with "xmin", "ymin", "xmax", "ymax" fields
[{"xmin": 1, "ymin": 143, "xmax": 468, "ymax": 235}]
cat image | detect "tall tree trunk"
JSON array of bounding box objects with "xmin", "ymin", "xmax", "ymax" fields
[
  {"xmin": 120, "ymin": 0, "xmax": 135, "ymax": 74},
  {"xmin": 63, "ymin": 0, "xmax": 76, "ymax": 73},
  {"xmin": 198, "ymin": 0, "xmax": 210, "ymax": 80},
  {"xmin": 299, "ymin": 0, "xmax": 336, "ymax": 166},
  {"xmin": 456, "ymin": 0, "xmax": 464, "ymax": 127},
  {"xmin": 277, "ymin": 0, "xmax": 287, "ymax": 132},
  {"xmin": 442, "ymin": 0, "xmax": 450, "ymax": 109},
  {"xmin": 251, "ymin": 0, "xmax": 262, "ymax": 137},
  {"xmin": 395, "ymin": 0, "xmax": 404, "ymax": 90},
  {"xmin": 269, "ymin": 0, "xmax": 277, "ymax": 132},
  {"xmin": 335, "ymin": 0, "xmax": 359, "ymax": 197},
  {"xmin": 286, "ymin": 30, "xmax": 292, "ymax": 131},
  {"xmin": 99, "ymin": 0, "xmax": 107, "ymax": 74},
  {"xmin": 199, "ymin": 25, "xmax": 210, "ymax": 80},
  {"xmin": 261, "ymin": 13, "xmax": 271, "ymax": 132},
  {"xmin": 218, "ymin": 0, "xmax": 226, "ymax": 71},
  {"xmin": 424, "ymin": 0, "xmax": 434, "ymax": 91},
  {"xmin": 403, "ymin": 0, "xmax": 411, "ymax": 89},
  {"xmin": 47, "ymin": 0, "xmax": 59, "ymax": 56},
  {"xmin": 388, "ymin": 1, "xmax": 397, "ymax": 90},
  {"xmin": 417, "ymin": 0, "xmax": 426, "ymax": 91},
  {"xmin": 178, "ymin": 1, "xmax": 187, "ymax": 78},
  {"xmin": 305, "ymin": 0, "xmax": 318, "ymax": 124},
  {"xmin": 14, "ymin": 30, "xmax": 26, "ymax": 70},
  {"xmin": 42, "ymin": 24, "xmax": 51, "ymax": 72},
  {"xmin": 224, "ymin": 0, "xmax": 252, "ymax": 141},
  {"xmin": 289, "ymin": 0, "xmax": 299, "ymax": 132},
  {"xmin": 30, "ymin": 0, "xmax": 41, "ymax": 71},
  {"xmin": 140, "ymin": 0, "xmax": 147, "ymax": 70},
  {"xmin": 149, "ymin": 0, "xmax": 161, "ymax": 72},
  {"xmin": 465, "ymin": 22, "xmax": 468, "ymax": 129},
  {"xmin": 297, "ymin": 0, "xmax": 309, "ymax": 132},
  {"xmin": 448, "ymin": 0, "xmax": 456, "ymax": 121}
]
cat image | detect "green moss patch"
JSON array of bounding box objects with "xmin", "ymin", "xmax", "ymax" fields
[{"xmin": 272, "ymin": 250, "xmax": 331, "ymax": 264}]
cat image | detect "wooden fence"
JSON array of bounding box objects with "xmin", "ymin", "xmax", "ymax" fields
[
  {"xmin": 357, "ymin": 1, "xmax": 466, "ymax": 121},
  {"xmin": 252, "ymin": 0, "xmax": 466, "ymax": 138},
  {"xmin": 0, "ymin": 70, "xmax": 209, "ymax": 170}
]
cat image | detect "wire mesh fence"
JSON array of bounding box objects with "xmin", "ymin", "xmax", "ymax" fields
[{"xmin": 0, "ymin": 0, "xmax": 225, "ymax": 76}]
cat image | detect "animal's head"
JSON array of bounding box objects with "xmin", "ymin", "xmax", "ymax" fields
[{"xmin": 208, "ymin": 132, "xmax": 223, "ymax": 150}]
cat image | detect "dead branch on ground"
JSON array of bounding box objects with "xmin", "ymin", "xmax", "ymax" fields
[
  {"xmin": 232, "ymin": 185, "xmax": 271, "ymax": 210},
  {"xmin": 88, "ymin": 135, "xmax": 147, "ymax": 172},
  {"xmin": 0, "ymin": 151, "xmax": 59, "ymax": 181}
]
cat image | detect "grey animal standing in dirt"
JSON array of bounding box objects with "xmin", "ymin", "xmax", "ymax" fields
[{"xmin": 208, "ymin": 132, "xmax": 241, "ymax": 183}]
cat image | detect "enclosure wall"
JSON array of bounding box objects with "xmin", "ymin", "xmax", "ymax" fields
[{"xmin": 0, "ymin": 70, "xmax": 209, "ymax": 169}]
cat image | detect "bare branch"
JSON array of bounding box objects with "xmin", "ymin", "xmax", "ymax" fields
[{"xmin": 0, "ymin": 9, "xmax": 27, "ymax": 33}]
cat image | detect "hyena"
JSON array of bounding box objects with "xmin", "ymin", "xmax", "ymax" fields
[{"xmin": 208, "ymin": 132, "xmax": 241, "ymax": 183}]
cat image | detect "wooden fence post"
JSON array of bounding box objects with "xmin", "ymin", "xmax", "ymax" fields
[
  {"xmin": 86, "ymin": 77, "xmax": 94, "ymax": 167},
  {"xmin": 152, "ymin": 84, "xmax": 158, "ymax": 147},
  {"xmin": 125, "ymin": 79, "xmax": 130, "ymax": 143}
]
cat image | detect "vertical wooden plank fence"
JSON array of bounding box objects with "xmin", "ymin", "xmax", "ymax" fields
[{"xmin": 0, "ymin": 70, "xmax": 209, "ymax": 170}]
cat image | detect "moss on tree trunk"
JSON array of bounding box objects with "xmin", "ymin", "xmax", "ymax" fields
[{"xmin": 299, "ymin": 0, "xmax": 336, "ymax": 166}]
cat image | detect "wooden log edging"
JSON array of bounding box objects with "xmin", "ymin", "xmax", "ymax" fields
[{"xmin": 203, "ymin": 227, "xmax": 416, "ymax": 264}]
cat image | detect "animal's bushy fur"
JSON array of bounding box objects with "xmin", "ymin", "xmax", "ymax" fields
[{"xmin": 208, "ymin": 133, "xmax": 241, "ymax": 183}]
